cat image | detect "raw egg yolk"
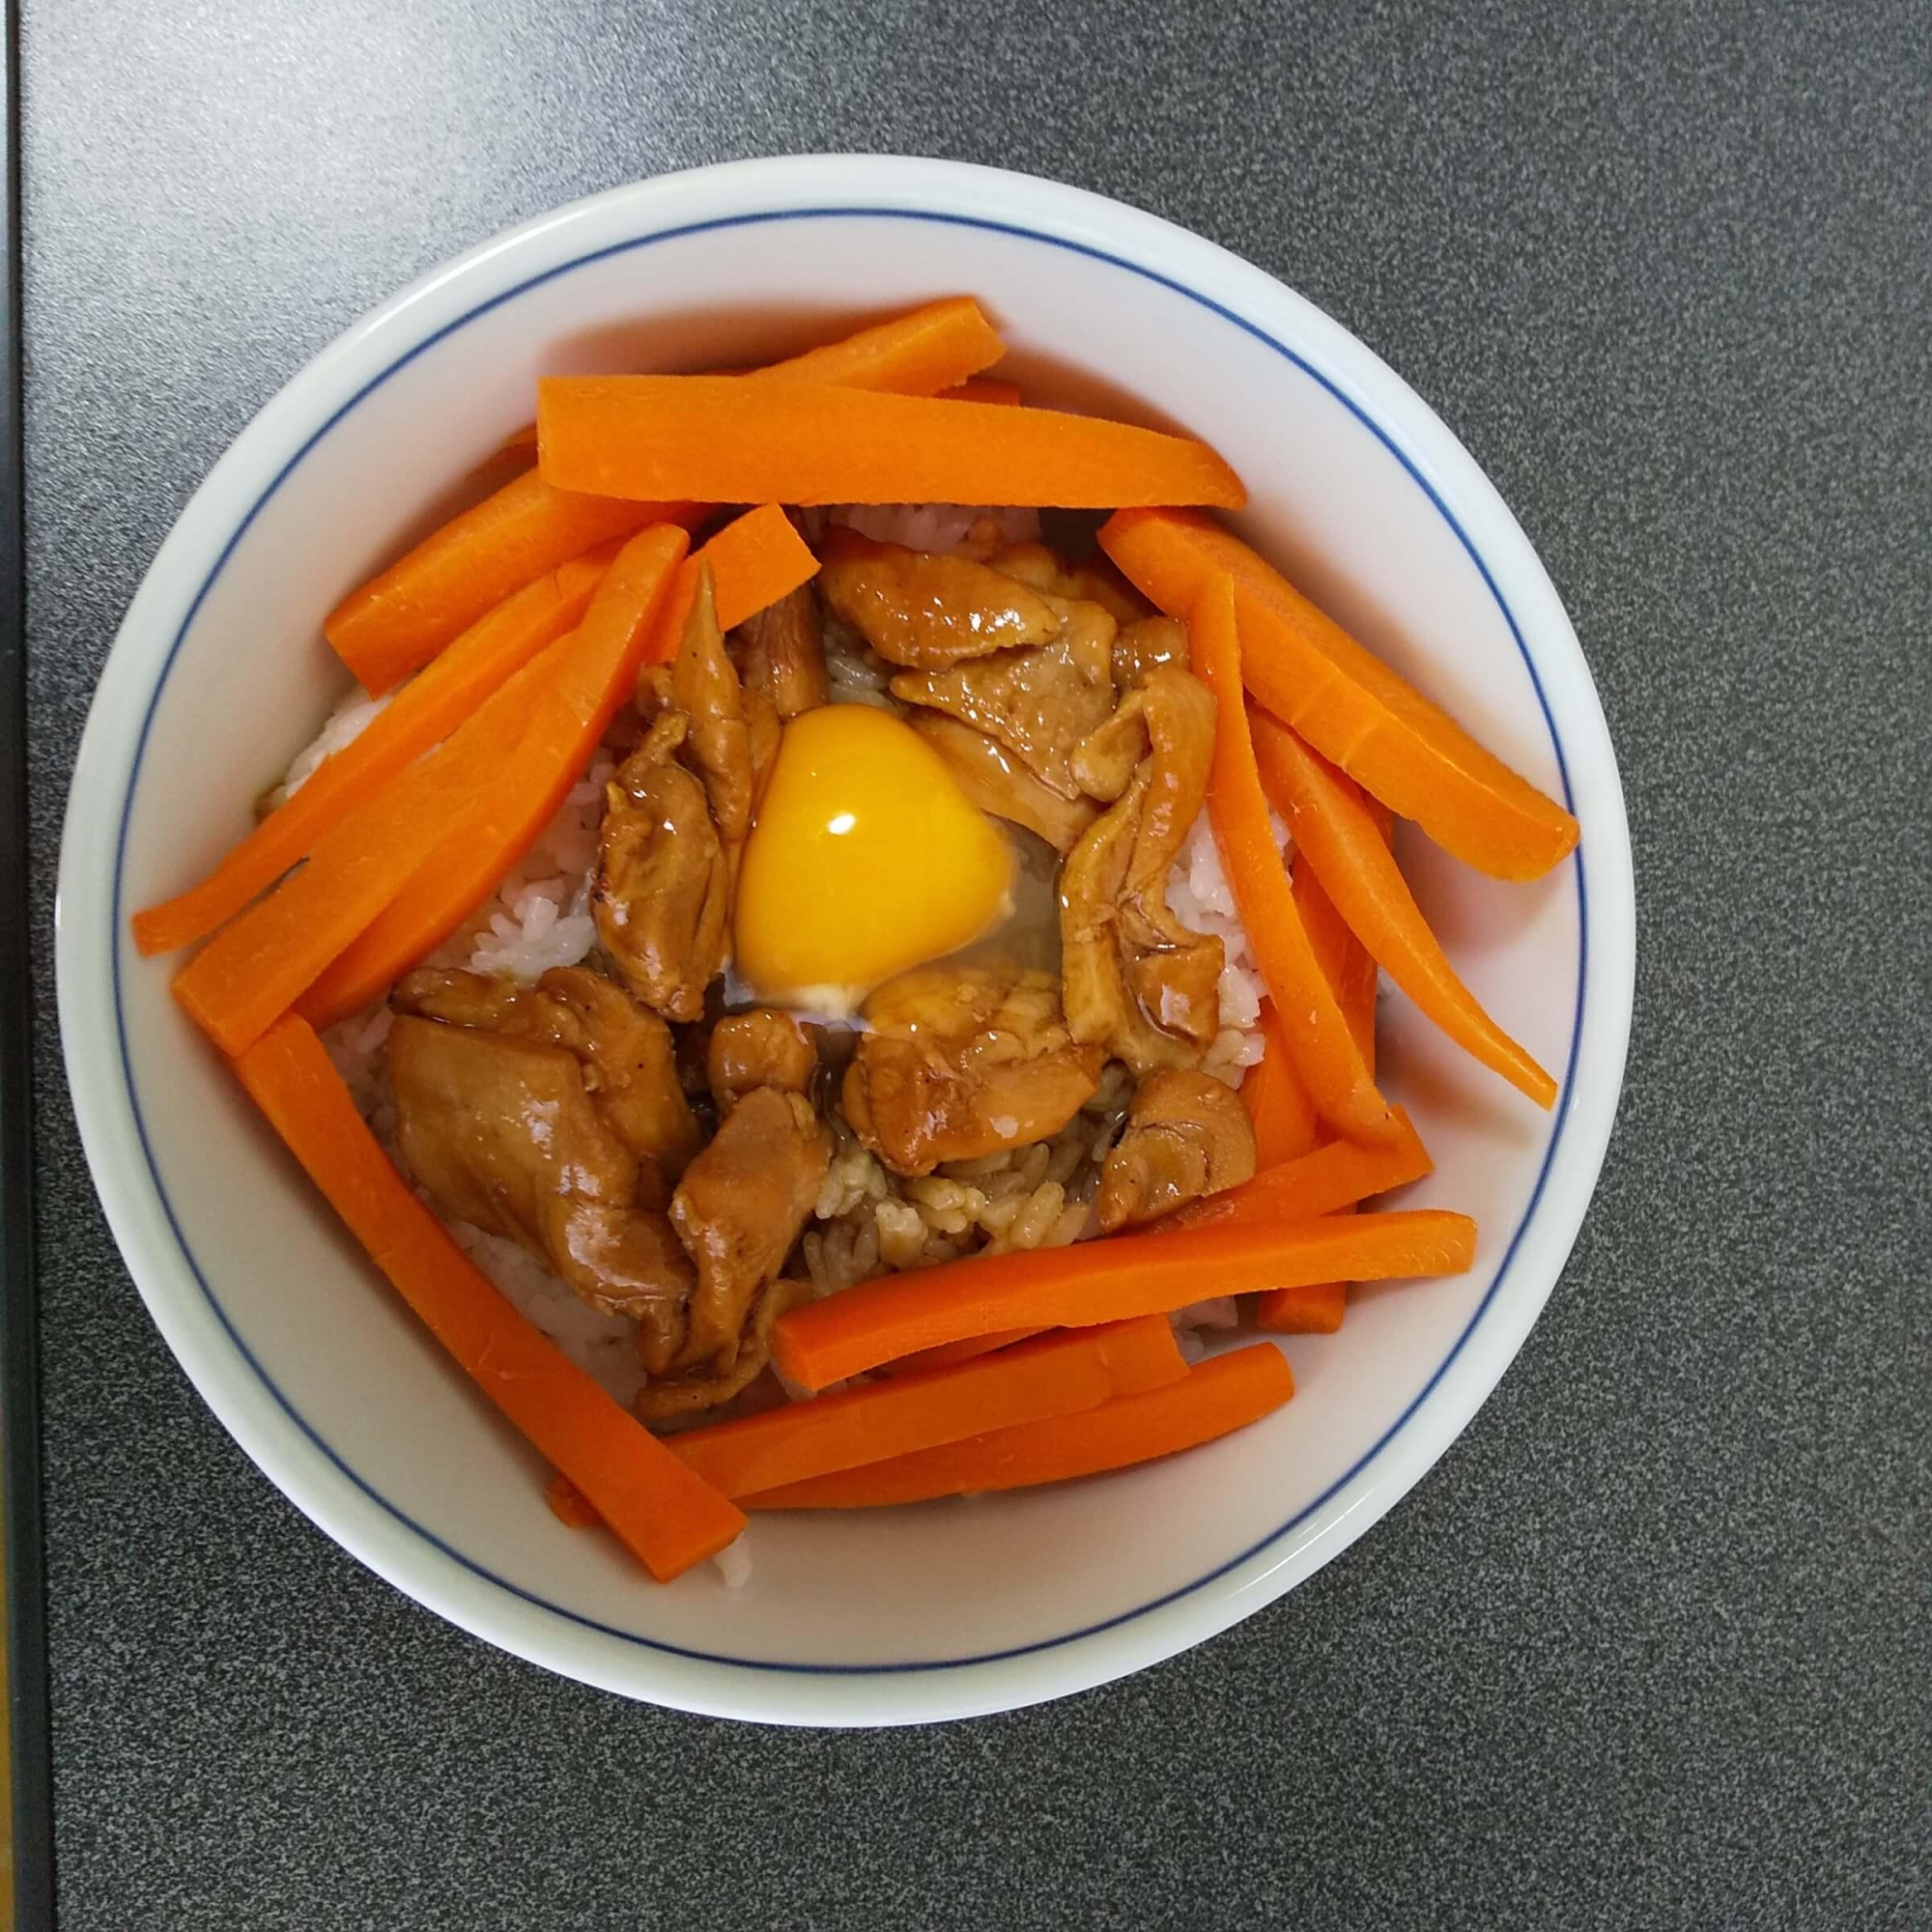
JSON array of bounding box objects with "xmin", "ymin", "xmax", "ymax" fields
[{"xmin": 734, "ymin": 705, "xmax": 1015, "ymax": 1013}]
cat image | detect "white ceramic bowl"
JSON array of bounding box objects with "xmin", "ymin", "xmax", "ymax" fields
[{"xmin": 57, "ymin": 156, "xmax": 1634, "ymax": 1725}]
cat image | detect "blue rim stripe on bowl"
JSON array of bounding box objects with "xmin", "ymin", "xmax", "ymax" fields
[{"xmin": 111, "ymin": 207, "xmax": 1585, "ymax": 1677}]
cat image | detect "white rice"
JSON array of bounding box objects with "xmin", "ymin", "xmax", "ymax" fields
[
  {"xmin": 440, "ymin": 756, "xmax": 612, "ymax": 983},
  {"xmin": 1166, "ymin": 809, "xmax": 1289, "ymax": 1089}
]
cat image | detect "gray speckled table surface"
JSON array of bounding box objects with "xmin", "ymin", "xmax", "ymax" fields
[{"xmin": 21, "ymin": 2, "xmax": 1930, "ymax": 1925}]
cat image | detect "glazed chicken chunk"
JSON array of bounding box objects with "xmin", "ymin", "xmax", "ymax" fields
[
  {"xmin": 386, "ymin": 1014, "xmax": 696, "ymax": 1327},
  {"xmin": 891, "ymin": 626, "xmax": 1117, "ymax": 801},
  {"xmin": 1061, "ymin": 667, "xmax": 1225, "ymax": 1074},
  {"xmin": 598, "ymin": 567, "xmax": 765, "ymax": 1023},
  {"xmin": 907, "ymin": 711, "xmax": 1100, "ymax": 855},
  {"xmin": 816, "ymin": 528, "xmax": 1065, "ymax": 668},
  {"xmin": 1110, "ymin": 614, "xmax": 1190, "ymax": 689},
  {"xmin": 818, "ymin": 528, "xmax": 1121, "ymax": 802},
  {"xmin": 1095, "ymin": 1069, "xmax": 1258, "ymax": 1232},
  {"xmin": 632, "ymin": 1276, "xmax": 811, "ymax": 1424},
  {"xmin": 393, "ymin": 964, "xmax": 700, "ymax": 1203},
  {"xmin": 707, "ymin": 1008, "xmax": 819, "ymax": 1114},
  {"xmin": 983, "ymin": 540, "xmax": 1150, "ymax": 629},
  {"xmin": 669, "ymin": 1087, "xmax": 830, "ymax": 1372},
  {"xmin": 733, "ymin": 580, "xmax": 829, "ymax": 720},
  {"xmin": 388, "ymin": 962, "xmax": 823, "ymax": 1397},
  {"xmin": 668, "ymin": 564, "xmax": 758, "ymax": 852},
  {"xmin": 595, "ymin": 711, "xmax": 732, "ymax": 1023},
  {"xmin": 843, "ymin": 964, "xmax": 1106, "ymax": 1176}
]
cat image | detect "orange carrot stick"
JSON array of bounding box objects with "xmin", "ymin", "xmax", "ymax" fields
[
  {"xmin": 291, "ymin": 819, "xmax": 512, "ymax": 1034},
  {"xmin": 939, "ymin": 377, "xmax": 1023, "ymax": 405},
  {"xmin": 761, "ymin": 296, "xmax": 1005, "ymax": 394},
  {"xmin": 1293, "ymin": 844, "xmax": 1379, "ymax": 1065},
  {"xmin": 492, "ymin": 299, "xmax": 1010, "ymax": 459},
  {"xmin": 1252, "ymin": 1283, "xmax": 1347, "ymax": 1335},
  {"xmin": 1241, "ymin": 1000, "xmax": 1323, "ymax": 1169},
  {"xmin": 544, "ymin": 1471, "xmax": 603, "ymax": 1528},
  {"xmin": 669, "ymin": 1318, "xmax": 1184, "ymax": 1500},
  {"xmin": 1162, "ymin": 1108, "xmax": 1433, "ymax": 1234},
  {"xmin": 745, "ymin": 1345, "xmax": 1295, "ymax": 1510},
  {"xmin": 232, "ymin": 1015, "xmax": 744, "ymax": 1580},
  {"xmin": 631, "ymin": 554, "xmax": 702, "ymax": 680},
  {"xmin": 1254, "ymin": 832, "xmax": 1390, "ymax": 1331},
  {"xmin": 175, "ymin": 650, "xmax": 546, "ymax": 1054},
  {"xmin": 1100, "ymin": 509, "xmax": 1579, "ymax": 881},
  {"xmin": 326, "ymin": 467, "xmax": 694, "ymax": 695},
  {"xmin": 692, "ymin": 505, "xmax": 819, "ymax": 631},
  {"xmin": 1192, "ymin": 572, "xmax": 1395, "ymax": 1144},
  {"xmin": 773, "ymin": 1210, "xmax": 1476, "ymax": 1391},
  {"xmin": 537, "ymin": 377, "xmax": 1246, "ymax": 510},
  {"xmin": 294, "ymin": 526, "xmax": 689, "ymax": 1032},
  {"xmin": 627, "ymin": 497, "xmax": 818, "ymax": 689},
  {"xmin": 133, "ymin": 545, "xmax": 621, "ymax": 958},
  {"xmin": 878, "ymin": 1326, "xmax": 1047, "ymax": 1377},
  {"xmin": 332, "ymin": 302, "xmax": 1006, "ymax": 694},
  {"xmin": 1254, "ymin": 714, "xmax": 1557, "ymax": 1107}
]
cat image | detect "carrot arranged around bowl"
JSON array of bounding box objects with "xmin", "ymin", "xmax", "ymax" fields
[
  {"xmin": 1244, "ymin": 816, "xmax": 1390, "ymax": 1333},
  {"xmin": 328, "ymin": 297, "xmax": 1007, "ymax": 693},
  {"xmin": 940, "ymin": 376, "xmax": 1023, "ymax": 405},
  {"xmin": 1252, "ymin": 712, "xmax": 1556, "ymax": 1106},
  {"xmin": 175, "ymin": 525, "xmax": 690, "ymax": 1054},
  {"xmin": 175, "ymin": 639, "xmax": 554, "ymax": 1053},
  {"xmin": 695, "ymin": 503, "xmax": 819, "ymax": 632},
  {"xmin": 131, "ymin": 542, "xmax": 622, "ymax": 959},
  {"xmin": 1239, "ymin": 1000, "xmax": 1323, "ymax": 1171},
  {"xmin": 742, "ymin": 1346, "xmax": 1297, "ymax": 1511},
  {"xmin": 759, "ymin": 295, "xmax": 1005, "ymax": 393},
  {"xmin": 1099, "ymin": 507, "xmax": 1579, "ymax": 881},
  {"xmin": 327, "ymin": 471, "xmax": 690, "ymax": 697},
  {"xmin": 1189, "ymin": 570, "xmax": 1395, "ymax": 1145},
  {"xmin": 291, "ymin": 558, "xmax": 696, "ymax": 1030},
  {"xmin": 495, "ymin": 301, "xmax": 1014, "ymax": 460},
  {"xmin": 1104, "ymin": 518, "xmax": 1566, "ymax": 1108},
  {"xmin": 771, "ymin": 1212, "xmax": 1477, "ymax": 1393},
  {"xmin": 551, "ymin": 1319, "xmax": 1186, "ymax": 1529},
  {"xmin": 536, "ymin": 378, "xmax": 1247, "ymax": 510},
  {"xmin": 1158, "ymin": 1110, "xmax": 1434, "ymax": 1235},
  {"xmin": 128, "ymin": 294, "xmax": 1591, "ymax": 1582},
  {"xmin": 672, "ymin": 1317, "xmax": 1185, "ymax": 1499}
]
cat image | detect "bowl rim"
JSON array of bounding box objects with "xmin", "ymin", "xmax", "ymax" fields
[{"xmin": 56, "ymin": 154, "xmax": 1635, "ymax": 1726}]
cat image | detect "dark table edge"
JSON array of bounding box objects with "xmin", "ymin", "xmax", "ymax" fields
[{"xmin": 0, "ymin": 0, "xmax": 53, "ymax": 1921}]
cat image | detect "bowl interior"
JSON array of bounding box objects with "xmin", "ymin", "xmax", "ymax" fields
[{"xmin": 93, "ymin": 195, "xmax": 1592, "ymax": 1699}]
